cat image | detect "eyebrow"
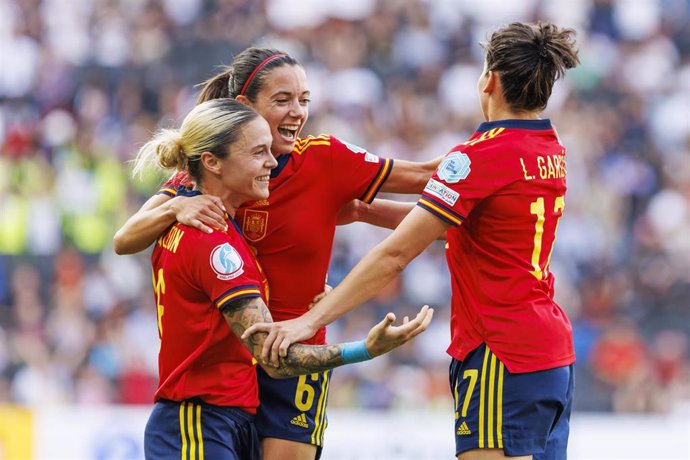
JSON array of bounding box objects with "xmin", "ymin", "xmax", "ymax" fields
[
  {"xmin": 272, "ymin": 90, "xmax": 311, "ymax": 98},
  {"xmin": 251, "ymin": 143, "xmax": 270, "ymax": 152}
]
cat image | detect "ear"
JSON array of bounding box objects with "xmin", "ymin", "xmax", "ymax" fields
[
  {"xmin": 481, "ymin": 70, "xmax": 497, "ymax": 94},
  {"xmin": 235, "ymin": 95, "xmax": 251, "ymax": 106},
  {"xmin": 200, "ymin": 151, "xmax": 222, "ymax": 176}
]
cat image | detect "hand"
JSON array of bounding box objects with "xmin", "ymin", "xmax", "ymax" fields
[
  {"xmin": 308, "ymin": 284, "xmax": 333, "ymax": 310},
  {"xmin": 170, "ymin": 195, "xmax": 227, "ymax": 233},
  {"xmin": 336, "ymin": 199, "xmax": 362, "ymax": 225},
  {"xmin": 241, "ymin": 316, "xmax": 318, "ymax": 367},
  {"xmin": 364, "ymin": 305, "xmax": 434, "ymax": 358}
]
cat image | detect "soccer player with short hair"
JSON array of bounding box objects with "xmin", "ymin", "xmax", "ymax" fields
[{"xmin": 247, "ymin": 22, "xmax": 581, "ymax": 460}]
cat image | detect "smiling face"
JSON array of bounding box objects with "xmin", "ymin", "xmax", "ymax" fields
[
  {"xmin": 247, "ymin": 64, "xmax": 310, "ymax": 155},
  {"xmin": 219, "ymin": 116, "xmax": 277, "ymax": 207}
]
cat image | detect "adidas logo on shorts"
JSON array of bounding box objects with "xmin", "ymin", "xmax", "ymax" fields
[
  {"xmin": 290, "ymin": 413, "xmax": 309, "ymax": 428},
  {"xmin": 457, "ymin": 421, "xmax": 472, "ymax": 435}
]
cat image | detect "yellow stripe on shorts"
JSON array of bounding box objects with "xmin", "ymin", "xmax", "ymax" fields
[{"xmin": 478, "ymin": 348, "xmax": 504, "ymax": 449}]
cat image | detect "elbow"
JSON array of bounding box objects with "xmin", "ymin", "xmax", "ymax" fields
[
  {"xmin": 112, "ymin": 232, "xmax": 127, "ymax": 255},
  {"xmin": 380, "ymin": 246, "xmax": 411, "ymax": 275},
  {"xmin": 259, "ymin": 363, "xmax": 292, "ymax": 379},
  {"xmin": 112, "ymin": 230, "xmax": 136, "ymax": 255}
]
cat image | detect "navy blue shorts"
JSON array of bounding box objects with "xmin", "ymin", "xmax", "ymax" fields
[
  {"xmin": 144, "ymin": 399, "xmax": 260, "ymax": 460},
  {"xmin": 255, "ymin": 366, "xmax": 332, "ymax": 453},
  {"xmin": 450, "ymin": 343, "xmax": 574, "ymax": 459}
]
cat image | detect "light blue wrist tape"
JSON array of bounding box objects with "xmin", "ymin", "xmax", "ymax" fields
[{"xmin": 341, "ymin": 340, "xmax": 372, "ymax": 364}]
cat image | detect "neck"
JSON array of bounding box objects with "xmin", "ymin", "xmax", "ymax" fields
[
  {"xmin": 486, "ymin": 106, "xmax": 541, "ymax": 122},
  {"xmin": 198, "ymin": 181, "xmax": 239, "ymax": 218}
]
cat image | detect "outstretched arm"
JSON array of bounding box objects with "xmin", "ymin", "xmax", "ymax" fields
[
  {"xmin": 336, "ymin": 199, "xmax": 416, "ymax": 229},
  {"xmin": 243, "ymin": 206, "xmax": 449, "ymax": 365},
  {"xmin": 113, "ymin": 193, "xmax": 227, "ymax": 255},
  {"xmin": 379, "ymin": 156, "xmax": 443, "ymax": 194},
  {"xmin": 224, "ymin": 296, "xmax": 433, "ymax": 379}
]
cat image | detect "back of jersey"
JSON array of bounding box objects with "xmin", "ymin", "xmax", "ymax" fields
[{"xmin": 418, "ymin": 119, "xmax": 574, "ymax": 373}]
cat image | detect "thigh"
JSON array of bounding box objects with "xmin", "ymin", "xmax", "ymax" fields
[
  {"xmin": 144, "ymin": 400, "xmax": 260, "ymax": 460},
  {"xmin": 256, "ymin": 366, "xmax": 332, "ymax": 451},
  {"xmin": 450, "ymin": 344, "xmax": 573, "ymax": 459}
]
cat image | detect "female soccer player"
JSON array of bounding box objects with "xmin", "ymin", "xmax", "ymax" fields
[
  {"xmin": 114, "ymin": 48, "xmax": 440, "ymax": 460},
  {"xmin": 133, "ymin": 98, "xmax": 433, "ymax": 460},
  {"xmin": 247, "ymin": 22, "xmax": 581, "ymax": 460}
]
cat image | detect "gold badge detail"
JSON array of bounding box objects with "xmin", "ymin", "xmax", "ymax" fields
[{"xmin": 243, "ymin": 210, "xmax": 269, "ymax": 242}]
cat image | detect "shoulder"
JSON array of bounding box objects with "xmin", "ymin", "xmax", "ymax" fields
[{"xmin": 293, "ymin": 134, "xmax": 333, "ymax": 155}]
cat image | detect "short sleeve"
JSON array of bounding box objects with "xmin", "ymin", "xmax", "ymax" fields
[
  {"xmin": 329, "ymin": 136, "xmax": 394, "ymax": 204},
  {"xmin": 187, "ymin": 233, "xmax": 263, "ymax": 312},
  {"xmin": 417, "ymin": 147, "xmax": 500, "ymax": 226}
]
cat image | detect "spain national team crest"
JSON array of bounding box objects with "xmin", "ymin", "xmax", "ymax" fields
[
  {"xmin": 438, "ymin": 152, "xmax": 471, "ymax": 183},
  {"xmin": 210, "ymin": 243, "xmax": 244, "ymax": 280},
  {"xmin": 243, "ymin": 210, "xmax": 269, "ymax": 242}
]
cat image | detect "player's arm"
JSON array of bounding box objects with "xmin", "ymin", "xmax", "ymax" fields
[
  {"xmin": 378, "ymin": 155, "xmax": 443, "ymax": 194},
  {"xmin": 222, "ymin": 296, "xmax": 433, "ymax": 379},
  {"xmin": 336, "ymin": 198, "xmax": 415, "ymax": 230},
  {"xmin": 243, "ymin": 206, "xmax": 449, "ymax": 365},
  {"xmin": 113, "ymin": 193, "xmax": 227, "ymax": 255}
]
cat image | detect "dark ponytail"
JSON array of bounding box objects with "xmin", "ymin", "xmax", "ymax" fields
[
  {"xmin": 196, "ymin": 48, "xmax": 300, "ymax": 104},
  {"xmin": 196, "ymin": 69, "xmax": 232, "ymax": 104},
  {"xmin": 482, "ymin": 22, "xmax": 580, "ymax": 112}
]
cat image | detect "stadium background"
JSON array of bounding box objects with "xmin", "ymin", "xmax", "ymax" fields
[{"xmin": 0, "ymin": 0, "xmax": 689, "ymax": 458}]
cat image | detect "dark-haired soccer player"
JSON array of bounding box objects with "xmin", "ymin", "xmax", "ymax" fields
[
  {"xmin": 114, "ymin": 47, "xmax": 440, "ymax": 460},
  {"xmin": 247, "ymin": 22, "xmax": 581, "ymax": 460}
]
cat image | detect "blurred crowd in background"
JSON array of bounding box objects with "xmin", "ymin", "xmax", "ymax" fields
[{"xmin": 1, "ymin": 0, "xmax": 689, "ymax": 414}]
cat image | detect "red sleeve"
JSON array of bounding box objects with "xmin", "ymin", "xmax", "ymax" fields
[
  {"xmin": 186, "ymin": 231, "xmax": 262, "ymax": 312},
  {"xmin": 158, "ymin": 171, "xmax": 194, "ymax": 197},
  {"xmin": 328, "ymin": 136, "xmax": 394, "ymax": 204},
  {"xmin": 417, "ymin": 145, "xmax": 500, "ymax": 226}
]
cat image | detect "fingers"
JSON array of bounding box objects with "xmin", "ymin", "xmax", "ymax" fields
[
  {"xmin": 177, "ymin": 196, "xmax": 227, "ymax": 232},
  {"xmin": 208, "ymin": 195, "xmax": 227, "ymax": 214},
  {"xmin": 261, "ymin": 328, "xmax": 280, "ymax": 365},
  {"xmin": 269, "ymin": 335, "xmax": 288, "ymax": 368},
  {"xmin": 189, "ymin": 218, "xmax": 213, "ymax": 234},
  {"xmin": 402, "ymin": 306, "xmax": 434, "ymax": 339},
  {"xmin": 240, "ymin": 322, "xmax": 273, "ymax": 340},
  {"xmin": 388, "ymin": 305, "xmax": 432, "ymax": 338}
]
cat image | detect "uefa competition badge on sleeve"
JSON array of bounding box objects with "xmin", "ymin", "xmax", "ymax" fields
[
  {"xmin": 210, "ymin": 243, "xmax": 245, "ymax": 280},
  {"xmin": 438, "ymin": 152, "xmax": 471, "ymax": 183},
  {"xmin": 342, "ymin": 140, "xmax": 380, "ymax": 163}
]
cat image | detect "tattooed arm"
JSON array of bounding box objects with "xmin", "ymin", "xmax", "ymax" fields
[{"xmin": 222, "ymin": 296, "xmax": 433, "ymax": 379}]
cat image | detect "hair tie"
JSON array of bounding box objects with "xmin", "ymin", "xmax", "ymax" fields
[{"xmin": 239, "ymin": 54, "xmax": 287, "ymax": 96}]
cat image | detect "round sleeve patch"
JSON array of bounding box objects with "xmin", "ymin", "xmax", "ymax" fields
[
  {"xmin": 209, "ymin": 243, "xmax": 245, "ymax": 280},
  {"xmin": 438, "ymin": 152, "xmax": 471, "ymax": 183}
]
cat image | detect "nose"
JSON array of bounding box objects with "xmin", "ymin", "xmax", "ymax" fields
[
  {"xmin": 266, "ymin": 153, "xmax": 279, "ymax": 169},
  {"xmin": 289, "ymin": 99, "xmax": 305, "ymax": 119}
]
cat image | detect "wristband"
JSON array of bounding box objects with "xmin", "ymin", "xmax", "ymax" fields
[{"xmin": 341, "ymin": 340, "xmax": 372, "ymax": 364}]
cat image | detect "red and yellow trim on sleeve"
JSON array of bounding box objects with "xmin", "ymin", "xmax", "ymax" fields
[
  {"xmin": 359, "ymin": 158, "xmax": 394, "ymax": 204},
  {"xmin": 294, "ymin": 135, "xmax": 331, "ymax": 155},
  {"xmin": 157, "ymin": 186, "xmax": 179, "ymax": 197},
  {"xmin": 214, "ymin": 284, "xmax": 262, "ymax": 312},
  {"xmin": 416, "ymin": 196, "xmax": 464, "ymax": 226}
]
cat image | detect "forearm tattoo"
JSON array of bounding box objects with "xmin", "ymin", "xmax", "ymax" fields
[{"xmin": 222, "ymin": 297, "xmax": 344, "ymax": 378}]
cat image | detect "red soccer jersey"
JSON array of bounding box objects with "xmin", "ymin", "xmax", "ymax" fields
[
  {"xmin": 417, "ymin": 119, "xmax": 575, "ymax": 373},
  {"xmin": 160, "ymin": 135, "xmax": 393, "ymax": 345},
  {"xmin": 151, "ymin": 213, "xmax": 269, "ymax": 412}
]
